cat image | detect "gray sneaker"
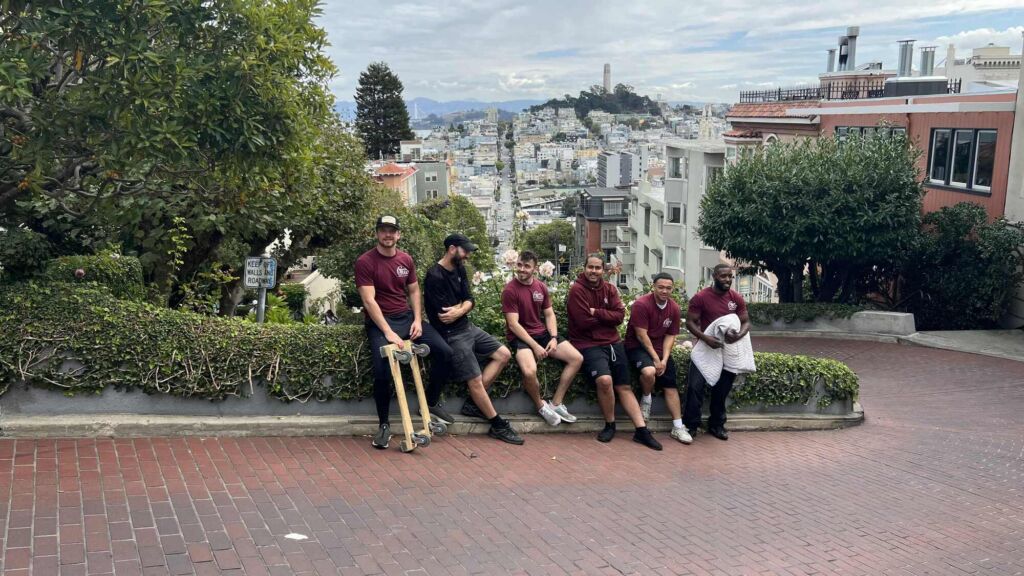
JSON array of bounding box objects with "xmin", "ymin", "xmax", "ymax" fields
[
  {"xmin": 538, "ymin": 402, "xmax": 562, "ymax": 426},
  {"xmin": 640, "ymin": 396, "xmax": 652, "ymax": 422},
  {"xmin": 551, "ymin": 403, "xmax": 577, "ymax": 423},
  {"xmin": 372, "ymin": 423, "xmax": 392, "ymax": 450}
]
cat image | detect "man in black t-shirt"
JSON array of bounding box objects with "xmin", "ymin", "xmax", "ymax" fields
[{"xmin": 424, "ymin": 234, "xmax": 522, "ymax": 445}]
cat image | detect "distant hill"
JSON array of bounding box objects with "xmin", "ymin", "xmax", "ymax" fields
[
  {"xmin": 529, "ymin": 84, "xmax": 663, "ymax": 118},
  {"xmin": 333, "ymin": 97, "xmax": 546, "ymax": 120}
]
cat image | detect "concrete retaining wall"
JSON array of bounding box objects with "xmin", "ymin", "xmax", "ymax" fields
[
  {"xmin": 756, "ymin": 310, "xmax": 916, "ymax": 336},
  {"xmin": 0, "ymin": 379, "xmax": 861, "ymax": 437}
]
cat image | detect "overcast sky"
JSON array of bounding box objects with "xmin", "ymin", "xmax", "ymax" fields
[{"xmin": 317, "ymin": 1, "xmax": 1024, "ymax": 104}]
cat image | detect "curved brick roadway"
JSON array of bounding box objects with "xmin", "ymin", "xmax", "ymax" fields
[{"xmin": 1, "ymin": 337, "xmax": 1023, "ymax": 575}]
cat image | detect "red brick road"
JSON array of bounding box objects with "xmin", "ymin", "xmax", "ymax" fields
[{"xmin": 1, "ymin": 337, "xmax": 1023, "ymax": 575}]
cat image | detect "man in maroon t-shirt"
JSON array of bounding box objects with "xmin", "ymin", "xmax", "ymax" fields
[
  {"xmin": 625, "ymin": 273, "xmax": 689, "ymax": 444},
  {"xmin": 683, "ymin": 263, "xmax": 751, "ymax": 441},
  {"xmin": 355, "ymin": 215, "xmax": 454, "ymax": 451},
  {"xmin": 501, "ymin": 251, "xmax": 583, "ymax": 426}
]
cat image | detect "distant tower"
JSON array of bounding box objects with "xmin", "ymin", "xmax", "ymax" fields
[
  {"xmin": 603, "ymin": 63, "xmax": 611, "ymax": 92},
  {"xmin": 698, "ymin": 105, "xmax": 714, "ymax": 140},
  {"xmin": 413, "ymin": 101, "xmax": 420, "ymax": 121}
]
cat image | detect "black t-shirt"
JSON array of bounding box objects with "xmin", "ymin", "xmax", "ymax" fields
[{"xmin": 423, "ymin": 263, "xmax": 474, "ymax": 334}]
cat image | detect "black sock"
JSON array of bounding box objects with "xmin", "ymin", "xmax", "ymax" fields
[
  {"xmin": 490, "ymin": 415, "xmax": 507, "ymax": 427},
  {"xmin": 635, "ymin": 426, "xmax": 648, "ymax": 433},
  {"xmin": 603, "ymin": 421, "xmax": 616, "ymax": 430}
]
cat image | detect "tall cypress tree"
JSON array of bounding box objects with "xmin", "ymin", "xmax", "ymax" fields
[{"xmin": 354, "ymin": 62, "xmax": 414, "ymax": 159}]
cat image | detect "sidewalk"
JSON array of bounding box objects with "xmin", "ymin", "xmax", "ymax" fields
[{"xmin": 901, "ymin": 329, "xmax": 1024, "ymax": 363}]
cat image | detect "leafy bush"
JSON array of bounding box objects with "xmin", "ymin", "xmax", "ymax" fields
[
  {"xmin": 0, "ymin": 227, "xmax": 54, "ymax": 281},
  {"xmin": 746, "ymin": 303, "xmax": 864, "ymax": 325},
  {"xmin": 41, "ymin": 253, "xmax": 145, "ymax": 301},
  {"xmin": 0, "ymin": 281, "xmax": 858, "ymax": 411},
  {"xmin": 899, "ymin": 203, "xmax": 1024, "ymax": 330},
  {"xmin": 279, "ymin": 283, "xmax": 307, "ymax": 317}
]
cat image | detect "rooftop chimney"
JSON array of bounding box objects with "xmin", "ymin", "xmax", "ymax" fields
[
  {"xmin": 897, "ymin": 39, "xmax": 915, "ymax": 77},
  {"xmin": 837, "ymin": 26, "xmax": 859, "ymax": 71},
  {"xmin": 827, "ymin": 49, "xmax": 836, "ymax": 72},
  {"xmin": 920, "ymin": 46, "xmax": 936, "ymax": 76}
]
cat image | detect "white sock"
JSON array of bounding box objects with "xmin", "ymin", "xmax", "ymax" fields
[
  {"xmin": 642, "ymin": 394, "xmax": 652, "ymax": 403},
  {"xmin": 672, "ymin": 418, "xmax": 683, "ymax": 430}
]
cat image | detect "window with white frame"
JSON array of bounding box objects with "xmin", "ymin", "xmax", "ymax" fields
[
  {"xmin": 665, "ymin": 246, "xmax": 681, "ymax": 268},
  {"xmin": 668, "ymin": 203, "xmax": 682, "ymax": 224},
  {"xmin": 928, "ymin": 128, "xmax": 996, "ymax": 192},
  {"xmin": 668, "ymin": 157, "xmax": 682, "ymax": 179}
]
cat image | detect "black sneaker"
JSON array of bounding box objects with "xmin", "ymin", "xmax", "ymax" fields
[
  {"xmin": 430, "ymin": 403, "xmax": 456, "ymax": 424},
  {"xmin": 372, "ymin": 423, "xmax": 391, "ymax": 450},
  {"xmin": 708, "ymin": 426, "xmax": 729, "ymax": 441},
  {"xmin": 488, "ymin": 423, "xmax": 524, "ymax": 445},
  {"xmin": 461, "ymin": 398, "xmax": 486, "ymax": 419},
  {"xmin": 597, "ymin": 423, "xmax": 616, "ymax": 443},
  {"xmin": 632, "ymin": 427, "xmax": 663, "ymax": 451}
]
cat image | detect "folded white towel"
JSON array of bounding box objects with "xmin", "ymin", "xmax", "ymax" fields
[{"xmin": 691, "ymin": 313, "xmax": 756, "ymax": 385}]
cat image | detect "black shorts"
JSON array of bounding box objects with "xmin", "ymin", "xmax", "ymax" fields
[
  {"xmin": 508, "ymin": 332, "xmax": 564, "ymax": 352},
  {"xmin": 581, "ymin": 342, "xmax": 630, "ymax": 386},
  {"xmin": 626, "ymin": 348, "xmax": 678, "ymax": 389}
]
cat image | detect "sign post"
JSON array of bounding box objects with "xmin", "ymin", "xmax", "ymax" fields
[{"xmin": 244, "ymin": 256, "xmax": 277, "ymax": 324}]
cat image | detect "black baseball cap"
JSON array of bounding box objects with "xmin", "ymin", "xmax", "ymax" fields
[
  {"xmin": 444, "ymin": 233, "xmax": 478, "ymax": 252},
  {"xmin": 375, "ymin": 215, "xmax": 400, "ymax": 230}
]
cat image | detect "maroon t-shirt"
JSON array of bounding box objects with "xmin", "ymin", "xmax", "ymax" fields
[
  {"xmin": 354, "ymin": 247, "xmax": 416, "ymax": 316},
  {"xmin": 501, "ymin": 278, "xmax": 551, "ymax": 342},
  {"xmin": 687, "ymin": 287, "xmax": 747, "ymax": 332},
  {"xmin": 625, "ymin": 293, "xmax": 681, "ymax": 352}
]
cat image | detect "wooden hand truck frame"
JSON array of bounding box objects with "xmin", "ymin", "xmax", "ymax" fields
[{"xmin": 379, "ymin": 340, "xmax": 449, "ymax": 453}]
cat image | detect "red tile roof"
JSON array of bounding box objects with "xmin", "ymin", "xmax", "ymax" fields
[
  {"xmin": 726, "ymin": 101, "xmax": 819, "ymax": 119},
  {"xmin": 375, "ymin": 162, "xmax": 417, "ymax": 178},
  {"xmin": 723, "ymin": 129, "xmax": 761, "ymax": 138}
]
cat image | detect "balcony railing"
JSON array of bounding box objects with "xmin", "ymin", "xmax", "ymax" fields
[{"xmin": 738, "ymin": 79, "xmax": 961, "ymax": 103}]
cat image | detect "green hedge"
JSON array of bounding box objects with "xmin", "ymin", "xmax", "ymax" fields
[
  {"xmin": 746, "ymin": 303, "xmax": 863, "ymax": 325},
  {"xmin": 0, "ymin": 282, "xmax": 858, "ymax": 410},
  {"xmin": 42, "ymin": 253, "xmax": 145, "ymax": 301}
]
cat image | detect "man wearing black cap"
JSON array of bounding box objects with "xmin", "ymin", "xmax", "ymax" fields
[
  {"xmin": 356, "ymin": 215, "xmax": 456, "ymax": 450},
  {"xmin": 423, "ymin": 233, "xmax": 523, "ymax": 444}
]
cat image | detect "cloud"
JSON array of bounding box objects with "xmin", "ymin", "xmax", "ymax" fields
[{"xmin": 316, "ymin": 0, "xmax": 1022, "ymax": 104}]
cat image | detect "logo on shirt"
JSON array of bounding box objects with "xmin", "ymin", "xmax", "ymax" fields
[
  {"xmin": 728, "ymin": 300, "xmax": 737, "ymax": 311},
  {"xmin": 663, "ymin": 318, "xmax": 672, "ymax": 328},
  {"xmin": 395, "ymin": 265, "xmax": 410, "ymax": 278},
  {"xmin": 603, "ymin": 297, "xmax": 608, "ymax": 304},
  {"xmin": 532, "ymin": 291, "xmax": 544, "ymax": 302}
]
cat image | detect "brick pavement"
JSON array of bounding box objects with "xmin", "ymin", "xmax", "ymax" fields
[{"xmin": 1, "ymin": 337, "xmax": 1023, "ymax": 575}]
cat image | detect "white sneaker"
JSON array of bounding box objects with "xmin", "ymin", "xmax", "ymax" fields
[
  {"xmin": 538, "ymin": 402, "xmax": 562, "ymax": 426},
  {"xmin": 640, "ymin": 396, "xmax": 652, "ymax": 421},
  {"xmin": 551, "ymin": 403, "xmax": 577, "ymax": 423},
  {"xmin": 670, "ymin": 426, "xmax": 693, "ymax": 445}
]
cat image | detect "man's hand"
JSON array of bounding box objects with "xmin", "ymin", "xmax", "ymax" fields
[
  {"xmin": 724, "ymin": 329, "xmax": 742, "ymax": 344},
  {"xmin": 654, "ymin": 359, "xmax": 666, "ymax": 377},
  {"xmin": 545, "ymin": 338, "xmax": 558, "ymax": 355},
  {"xmin": 438, "ymin": 305, "xmax": 461, "ymax": 324},
  {"xmin": 532, "ymin": 343, "xmax": 548, "ymax": 360},
  {"xmin": 385, "ymin": 330, "xmax": 405, "ymax": 349},
  {"xmin": 703, "ymin": 335, "xmax": 723, "ymax": 349},
  {"xmin": 410, "ymin": 320, "xmax": 422, "ymax": 341}
]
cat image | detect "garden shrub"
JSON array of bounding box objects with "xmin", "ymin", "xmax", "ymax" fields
[
  {"xmin": 42, "ymin": 253, "xmax": 145, "ymax": 301},
  {"xmin": 0, "ymin": 281, "xmax": 858, "ymax": 411}
]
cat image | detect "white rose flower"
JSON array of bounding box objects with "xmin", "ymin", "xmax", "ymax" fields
[{"xmin": 538, "ymin": 261, "xmax": 556, "ymax": 278}]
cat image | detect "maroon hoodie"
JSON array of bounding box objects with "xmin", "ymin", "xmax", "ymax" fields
[{"xmin": 567, "ymin": 272, "xmax": 625, "ymax": 350}]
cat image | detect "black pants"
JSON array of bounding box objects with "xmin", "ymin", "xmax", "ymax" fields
[
  {"xmin": 683, "ymin": 362, "xmax": 736, "ymax": 432},
  {"xmin": 367, "ymin": 311, "xmax": 452, "ymax": 425}
]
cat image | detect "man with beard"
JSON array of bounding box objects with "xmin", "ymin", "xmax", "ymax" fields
[
  {"xmin": 683, "ymin": 263, "xmax": 751, "ymax": 441},
  {"xmin": 567, "ymin": 254, "xmax": 662, "ymax": 450},
  {"xmin": 501, "ymin": 250, "xmax": 584, "ymax": 426},
  {"xmin": 625, "ymin": 272, "xmax": 691, "ymax": 444},
  {"xmin": 357, "ymin": 215, "xmax": 456, "ymax": 450},
  {"xmin": 424, "ymin": 234, "xmax": 522, "ymax": 445}
]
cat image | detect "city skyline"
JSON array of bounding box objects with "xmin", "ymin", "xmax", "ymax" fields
[{"xmin": 317, "ymin": 1, "xmax": 1023, "ymax": 105}]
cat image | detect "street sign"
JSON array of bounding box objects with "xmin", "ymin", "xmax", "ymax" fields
[{"xmin": 244, "ymin": 257, "xmax": 277, "ymax": 289}]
